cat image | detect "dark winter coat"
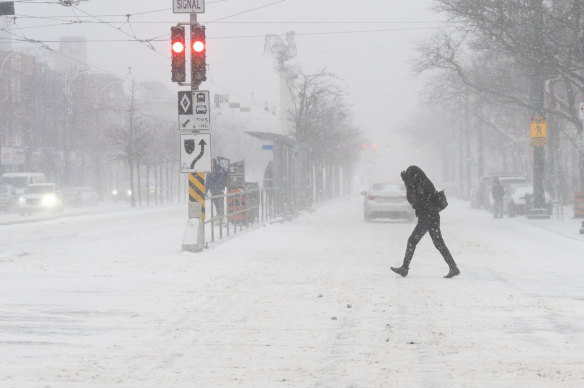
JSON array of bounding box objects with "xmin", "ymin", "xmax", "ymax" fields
[
  {"xmin": 263, "ymin": 161, "xmax": 274, "ymax": 188},
  {"xmin": 401, "ymin": 165, "xmax": 438, "ymax": 218},
  {"xmin": 207, "ymin": 165, "xmax": 227, "ymax": 195},
  {"xmin": 492, "ymin": 181, "xmax": 505, "ymax": 201}
]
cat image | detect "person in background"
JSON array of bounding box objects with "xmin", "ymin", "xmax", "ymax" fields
[
  {"xmin": 491, "ymin": 178, "xmax": 505, "ymax": 219},
  {"xmin": 206, "ymin": 158, "xmax": 228, "ymax": 218},
  {"xmin": 391, "ymin": 165, "xmax": 460, "ymax": 279},
  {"xmin": 263, "ymin": 160, "xmax": 274, "ymax": 214},
  {"xmin": 263, "ymin": 161, "xmax": 273, "ymax": 189}
]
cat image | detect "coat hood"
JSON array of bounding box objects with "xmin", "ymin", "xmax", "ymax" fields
[{"xmin": 401, "ymin": 165, "xmax": 428, "ymax": 187}]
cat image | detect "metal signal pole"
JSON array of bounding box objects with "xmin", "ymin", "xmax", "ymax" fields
[{"xmin": 529, "ymin": 0, "xmax": 549, "ymax": 219}]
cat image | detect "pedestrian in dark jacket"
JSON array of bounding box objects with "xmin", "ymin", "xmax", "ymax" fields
[
  {"xmin": 491, "ymin": 178, "xmax": 505, "ymax": 219},
  {"xmin": 206, "ymin": 159, "xmax": 228, "ymax": 217},
  {"xmin": 391, "ymin": 165, "xmax": 460, "ymax": 278}
]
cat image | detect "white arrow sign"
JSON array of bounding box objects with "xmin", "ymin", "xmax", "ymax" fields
[{"xmin": 180, "ymin": 133, "xmax": 211, "ymax": 173}]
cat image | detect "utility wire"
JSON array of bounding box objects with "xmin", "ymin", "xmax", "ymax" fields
[
  {"xmin": 206, "ymin": 0, "xmax": 288, "ymax": 23},
  {"xmin": 70, "ymin": 4, "xmax": 166, "ymax": 58},
  {"xmin": 11, "ymin": 14, "xmax": 451, "ymax": 24},
  {"xmin": 1, "ymin": 26, "xmax": 443, "ymax": 44}
]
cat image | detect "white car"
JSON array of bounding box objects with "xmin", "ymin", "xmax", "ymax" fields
[
  {"xmin": 17, "ymin": 183, "xmax": 65, "ymax": 216},
  {"xmin": 506, "ymin": 183, "xmax": 552, "ymax": 217},
  {"xmin": 361, "ymin": 183, "xmax": 414, "ymax": 221},
  {"xmin": 0, "ymin": 184, "xmax": 18, "ymax": 212},
  {"xmin": 63, "ymin": 186, "xmax": 99, "ymax": 206}
]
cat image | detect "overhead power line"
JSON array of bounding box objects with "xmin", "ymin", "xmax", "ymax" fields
[{"xmin": 1, "ymin": 25, "xmax": 444, "ymax": 43}]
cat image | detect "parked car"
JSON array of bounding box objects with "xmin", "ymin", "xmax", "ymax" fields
[
  {"xmin": 471, "ymin": 173, "xmax": 527, "ymax": 209},
  {"xmin": 17, "ymin": 183, "xmax": 64, "ymax": 216},
  {"xmin": 62, "ymin": 186, "xmax": 99, "ymax": 206},
  {"xmin": 0, "ymin": 172, "xmax": 46, "ymax": 195},
  {"xmin": 0, "ymin": 184, "xmax": 18, "ymax": 212},
  {"xmin": 506, "ymin": 183, "xmax": 552, "ymax": 217},
  {"xmin": 361, "ymin": 182, "xmax": 414, "ymax": 221}
]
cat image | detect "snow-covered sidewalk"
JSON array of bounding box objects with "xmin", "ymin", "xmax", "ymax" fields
[{"xmin": 0, "ymin": 198, "xmax": 583, "ymax": 387}]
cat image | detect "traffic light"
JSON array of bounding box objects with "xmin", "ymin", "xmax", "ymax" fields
[
  {"xmin": 190, "ymin": 25, "xmax": 207, "ymax": 88},
  {"xmin": 171, "ymin": 26, "xmax": 186, "ymax": 83}
]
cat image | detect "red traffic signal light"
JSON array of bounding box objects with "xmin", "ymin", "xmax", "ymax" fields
[
  {"xmin": 192, "ymin": 39, "xmax": 205, "ymax": 53},
  {"xmin": 172, "ymin": 41, "xmax": 185, "ymax": 54},
  {"xmin": 171, "ymin": 26, "xmax": 186, "ymax": 83},
  {"xmin": 191, "ymin": 25, "xmax": 207, "ymax": 88}
]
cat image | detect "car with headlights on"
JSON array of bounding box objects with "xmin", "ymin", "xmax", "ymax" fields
[
  {"xmin": 17, "ymin": 183, "xmax": 64, "ymax": 216},
  {"xmin": 361, "ymin": 182, "xmax": 414, "ymax": 221},
  {"xmin": 111, "ymin": 188, "xmax": 132, "ymax": 202}
]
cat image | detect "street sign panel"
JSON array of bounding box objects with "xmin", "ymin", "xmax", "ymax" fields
[
  {"xmin": 530, "ymin": 116, "xmax": 547, "ymax": 147},
  {"xmin": 180, "ymin": 133, "xmax": 211, "ymax": 173},
  {"xmin": 214, "ymin": 93, "xmax": 229, "ymax": 108},
  {"xmin": 178, "ymin": 91, "xmax": 194, "ymax": 130},
  {"xmin": 178, "ymin": 91, "xmax": 211, "ymax": 131},
  {"xmin": 192, "ymin": 90, "xmax": 210, "ymax": 130},
  {"xmin": 173, "ymin": 0, "xmax": 205, "ymax": 13}
]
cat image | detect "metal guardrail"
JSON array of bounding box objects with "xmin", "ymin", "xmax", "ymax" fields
[{"xmin": 205, "ymin": 187, "xmax": 291, "ymax": 244}]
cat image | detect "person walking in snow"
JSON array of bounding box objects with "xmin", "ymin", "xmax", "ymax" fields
[
  {"xmin": 391, "ymin": 165, "xmax": 460, "ymax": 278},
  {"xmin": 491, "ymin": 177, "xmax": 505, "ymax": 219},
  {"xmin": 206, "ymin": 158, "xmax": 228, "ymax": 218}
]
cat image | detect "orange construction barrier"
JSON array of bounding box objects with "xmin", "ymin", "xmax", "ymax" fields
[
  {"xmin": 228, "ymin": 189, "xmax": 246, "ymax": 223},
  {"xmin": 574, "ymin": 192, "xmax": 584, "ymax": 218}
]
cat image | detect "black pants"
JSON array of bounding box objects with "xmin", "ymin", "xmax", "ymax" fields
[
  {"xmin": 402, "ymin": 212, "xmax": 456, "ymax": 269},
  {"xmin": 493, "ymin": 199, "xmax": 504, "ymax": 218},
  {"xmin": 212, "ymin": 196, "xmax": 224, "ymax": 217}
]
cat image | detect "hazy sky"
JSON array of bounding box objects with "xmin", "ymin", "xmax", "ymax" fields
[{"xmin": 6, "ymin": 0, "xmax": 444, "ymax": 147}]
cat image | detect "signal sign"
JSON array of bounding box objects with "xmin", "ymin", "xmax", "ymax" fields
[{"xmin": 173, "ymin": 0, "xmax": 205, "ymax": 14}]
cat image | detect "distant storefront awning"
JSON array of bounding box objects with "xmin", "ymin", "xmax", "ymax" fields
[{"xmin": 246, "ymin": 131, "xmax": 297, "ymax": 147}]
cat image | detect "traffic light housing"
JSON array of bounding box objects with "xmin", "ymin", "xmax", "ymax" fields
[
  {"xmin": 171, "ymin": 26, "xmax": 186, "ymax": 83},
  {"xmin": 190, "ymin": 25, "xmax": 207, "ymax": 88}
]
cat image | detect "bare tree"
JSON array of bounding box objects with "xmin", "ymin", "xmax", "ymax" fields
[
  {"xmin": 288, "ymin": 69, "xmax": 362, "ymax": 202},
  {"xmin": 417, "ymin": 0, "xmax": 584, "ymax": 191}
]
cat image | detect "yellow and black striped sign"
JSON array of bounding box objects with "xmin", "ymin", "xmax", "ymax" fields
[{"xmin": 188, "ymin": 172, "xmax": 205, "ymax": 220}]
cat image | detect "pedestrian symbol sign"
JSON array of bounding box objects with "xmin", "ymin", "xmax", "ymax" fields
[{"xmin": 530, "ymin": 116, "xmax": 547, "ymax": 147}]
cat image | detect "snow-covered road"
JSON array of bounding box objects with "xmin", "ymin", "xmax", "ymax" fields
[{"xmin": 0, "ymin": 198, "xmax": 583, "ymax": 387}]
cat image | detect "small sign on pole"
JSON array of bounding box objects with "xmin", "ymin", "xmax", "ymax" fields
[
  {"xmin": 530, "ymin": 116, "xmax": 547, "ymax": 147},
  {"xmin": 178, "ymin": 91, "xmax": 211, "ymax": 131},
  {"xmin": 180, "ymin": 133, "xmax": 212, "ymax": 173},
  {"xmin": 173, "ymin": 0, "xmax": 205, "ymax": 13}
]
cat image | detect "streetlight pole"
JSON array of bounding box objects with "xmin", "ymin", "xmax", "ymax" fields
[
  {"xmin": 94, "ymin": 79, "xmax": 120, "ymax": 197},
  {"xmin": 63, "ymin": 69, "xmax": 90, "ymax": 185},
  {"xmin": 529, "ymin": 0, "xmax": 548, "ymax": 218},
  {"xmin": 0, "ymin": 51, "xmax": 22, "ymax": 174}
]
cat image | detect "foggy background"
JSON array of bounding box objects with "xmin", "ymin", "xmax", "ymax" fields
[{"xmin": 1, "ymin": 0, "xmax": 445, "ymax": 185}]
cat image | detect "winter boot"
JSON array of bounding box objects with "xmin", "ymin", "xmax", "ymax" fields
[
  {"xmin": 444, "ymin": 266, "xmax": 460, "ymax": 278},
  {"xmin": 391, "ymin": 266, "xmax": 409, "ymax": 277}
]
